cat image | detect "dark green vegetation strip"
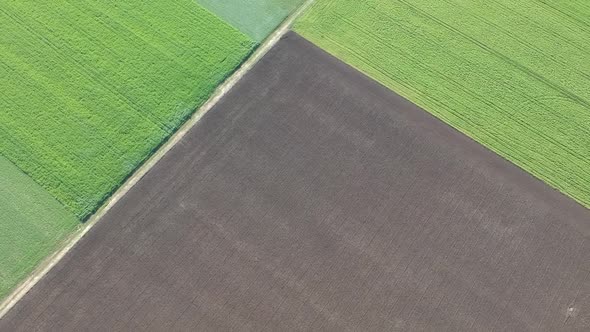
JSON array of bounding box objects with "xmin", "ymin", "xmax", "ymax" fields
[
  {"xmin": 0, "ymin": 156, "xmax": 78, "ymax": 300},
  {"xmin": 0, "ymin": 0, "xmax": 255, "ymax": 219},
  {"xmin": 295, "ymin": 0, "xmax": 590, "ymax": 208},
  {"xmin": 197, "ymin": 0, "xmax": 305, "ymax": 41}
]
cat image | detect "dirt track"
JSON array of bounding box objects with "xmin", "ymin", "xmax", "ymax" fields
[{"xmin": 1, "ymin": 32, "xmax": 589, "ymax": 331}]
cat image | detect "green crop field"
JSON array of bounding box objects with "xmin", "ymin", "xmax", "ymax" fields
[
  {"xmin": 0, "ymin": 156, "xmax": 78, "ymax": 300},
  {"xmin": 197, "ymin": 0, "xmax": 306, "ymax": 41},
  {"xmin": 296, "ymin": 0, "xmax": 590, "ymax": 208},
  {"xmin": 0, "ymin": 0, "xmax": 255, "ymax": 220}
]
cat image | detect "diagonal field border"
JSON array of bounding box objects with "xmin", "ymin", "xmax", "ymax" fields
[{"xmin": 0, "ymin": 0, "xmax": 316, "ymax": 320}]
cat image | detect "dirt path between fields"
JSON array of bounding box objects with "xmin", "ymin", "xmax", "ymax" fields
[{"xmin": 0, "ymin": 0, "xmax": 316, "ymax": 320}]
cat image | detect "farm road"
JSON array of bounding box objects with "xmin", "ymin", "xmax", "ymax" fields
[{"xmin": 1, "ymin": 32, "xmax": 589, "ymax": 331}]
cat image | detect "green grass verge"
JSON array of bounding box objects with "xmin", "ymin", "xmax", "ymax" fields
[
  {"xmin": 0, "ymin": 0, "xmax": 255, "ymax": 219},
  {"xmin": 196, "ymin": 0, "xmax": 305, "ymax": 41},
  {"xmin": 0, "ymin": 156, "xmax": 78, "ymax": 300},
  {"xmin": 295, "ymin": 0, "xmax": 590, "ymax": 208}
]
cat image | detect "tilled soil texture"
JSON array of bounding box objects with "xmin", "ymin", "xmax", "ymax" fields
[{"xmin": 2, "ymin": 32, "xmax": 589, "ymax": 331}]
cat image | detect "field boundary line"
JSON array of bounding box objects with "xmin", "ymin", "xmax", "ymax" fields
[{"xmin": 0, "ymin": 0, "xmax": 315, "ymax": 320}]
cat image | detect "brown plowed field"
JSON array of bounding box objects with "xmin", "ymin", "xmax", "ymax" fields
[{"xmin": 2, "ymin": 32, "xmax": 589, "ymax": 331}]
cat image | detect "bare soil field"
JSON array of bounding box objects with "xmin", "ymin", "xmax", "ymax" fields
[{"xmin": 1, "ymin": 32, "xmax": 589, "ymax": 331}]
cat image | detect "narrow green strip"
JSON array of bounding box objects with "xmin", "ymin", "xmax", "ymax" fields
[
  {"xmin": 197, "ymin": 0, "xmax": 306, "ymax": 41},
  {"xmin": 0, "ymin": 156, "xmax": 78, "ymax": 299}
]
